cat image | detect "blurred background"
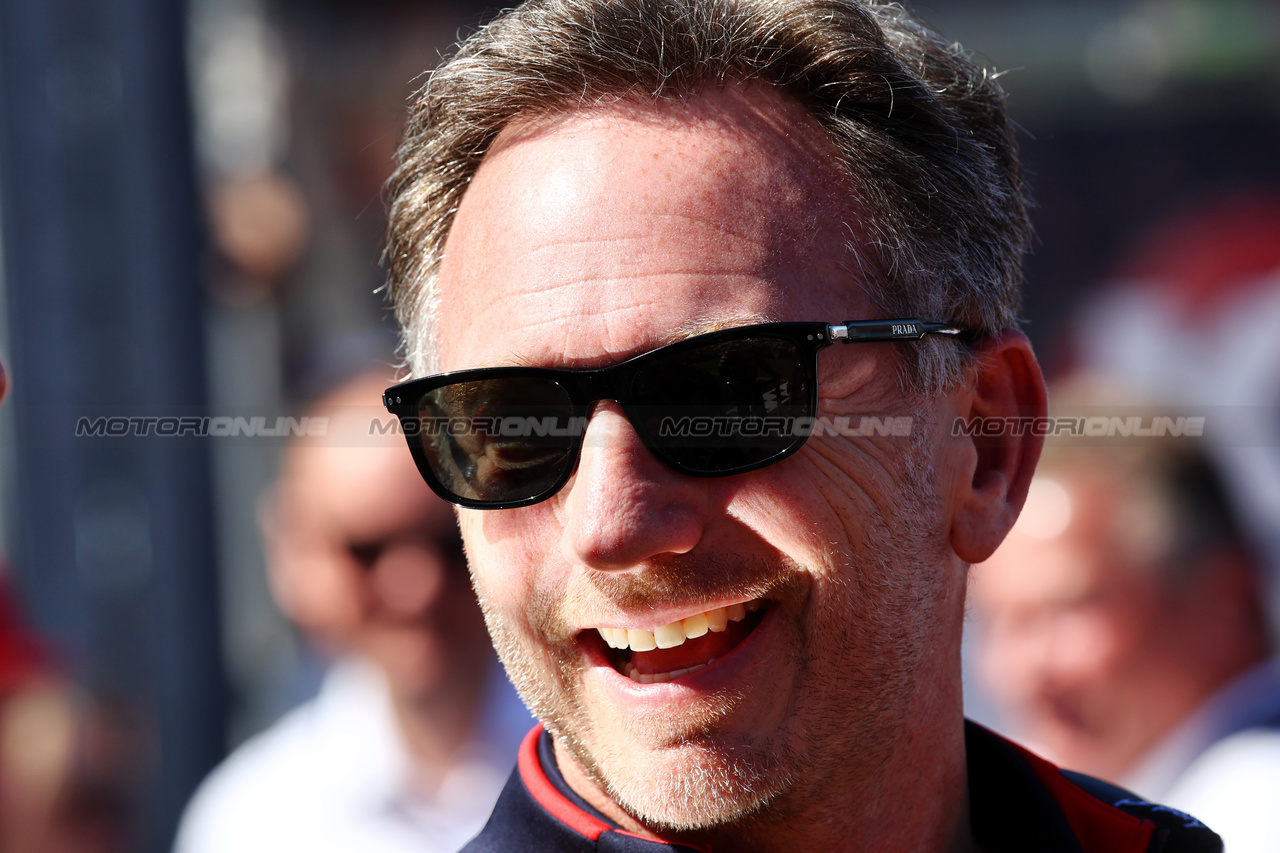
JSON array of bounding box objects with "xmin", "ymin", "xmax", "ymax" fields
[{"xmin": 0, "ymin": 0, "xmax": 1278, "ymax": 850}]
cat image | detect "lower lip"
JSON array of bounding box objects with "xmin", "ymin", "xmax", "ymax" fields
[{"xmin": 583, "ymin": 605, "xmax": 779, "ymax": 709}]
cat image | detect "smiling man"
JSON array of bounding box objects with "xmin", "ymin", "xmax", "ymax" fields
[{"xmin": 379, "ymin": 1, "xmax": 1222, "ymax": 851}]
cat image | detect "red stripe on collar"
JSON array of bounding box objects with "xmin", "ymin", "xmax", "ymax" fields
[
  {"xmin": 1008, "ymin": 737, "xmax": 1157, "ymax": 853},
  {"xmin": 518, "ymin": 724, "xmax": 613, "ymax": 841}
]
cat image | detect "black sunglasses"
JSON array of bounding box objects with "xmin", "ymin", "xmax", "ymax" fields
[{"xmin": 384, "ymin": 319, "xmax": 968, "ymax": 509}]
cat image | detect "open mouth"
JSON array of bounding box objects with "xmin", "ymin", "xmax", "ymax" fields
[{"xmin": 592, "ymin": 600, "xmax": 768, "ymax": 684}]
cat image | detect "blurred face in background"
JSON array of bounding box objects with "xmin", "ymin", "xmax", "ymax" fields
[
  {"xmin": 265, "ymin": 379, "xmax": 492, "ymax": 707},
  {"xmin": 971, "ymin": 469, "xmax": 1258, "ymax": 781}
]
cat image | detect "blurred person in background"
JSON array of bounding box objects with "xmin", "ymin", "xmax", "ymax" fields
[
  {"xmin": 175, "ymin": 370, "xmax": 532, "ymax": 853},
  {"xmin": 971, "ymin": 384, "xmax": 1280, "ymax": 853},
  {"xmin": 0, "ymin": 358, "xmax": 132, "ymax": 853},
  {"xmin": 0, "ymin": 567, "xmax": 72, "ymax": 853}
]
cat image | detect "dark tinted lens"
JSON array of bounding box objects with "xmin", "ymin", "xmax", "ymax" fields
[
  {"xmin": 629, "ymin": 336, "xmax": 812, "ymax": 473},
  {"xmin": 414, "ymin": 377, "xmax": 580, "ymax": 504}
]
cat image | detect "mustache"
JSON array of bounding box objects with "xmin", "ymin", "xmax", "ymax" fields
[{"xmin": 568, "ymin": 551, "xmax": 803, "ymax": 613}]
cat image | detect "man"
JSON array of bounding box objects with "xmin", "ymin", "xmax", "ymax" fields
[
  {"xmin": 176, "ymin": 371, "xmax": 531, "ymax": 853},
  {"xmin": 380, "ymin": 1, "xmax": 1221, "ymax": 850},
  {"xmin": 972, "ymin": 391, "xmax": 1280, "ymax": 853}
]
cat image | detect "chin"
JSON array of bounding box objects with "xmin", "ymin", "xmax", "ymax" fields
[
  {"xmin": 370, "ymin": 638, "xmax": 447, "ymax": 693},
  {"xmin": 597, "ymin": 740, "xmax": 793, "ymax": 831}
]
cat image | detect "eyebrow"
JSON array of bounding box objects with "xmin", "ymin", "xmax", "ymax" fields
[
  {"xmin": 490, "ymin": 313, "xmax": 773, "ymax": 370},
  {"xmin": 664, "ymin": 313, "xmax": 771, "ymax": 344},
  {"xmin": 501, "ymin": 351, "xmax": 546, "ymax": 368}
]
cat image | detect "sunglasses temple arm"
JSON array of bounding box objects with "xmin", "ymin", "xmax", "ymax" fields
[{"xmin": 828, "ymin": 320, "xmax": 967, "ymax": 343}]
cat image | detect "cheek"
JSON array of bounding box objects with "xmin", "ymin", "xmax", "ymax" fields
[
  {"xmin": 302, "ymin": 555, "xmax": 366, "ymax": 629},
  {"xmin": 976, "ymin": 622, "xmax": 1038, "ymax": 698},
  {"xmin": 466, "ymin": 543, "xmax": 534, "ymax": 634},
  {"xmin": 461, "ymin": 507, "xmax": 570, "ymax": 640},
  {"xmin": 744, "ymin": 438, "xmax": 946, "ymax": 570},
  {"xmin": 1045, "ymin": 608, "xmax": 1126, "ymax": 683},
  {"xmin": 728, "ymin": 452, "xmax": 884, "ymax": 563},
  {"xmin": 724, "ymin": 483, "xmax": 835, "ymax": 565},
  {"xmin": 460, "ymin": 510, "xmax": 589, "ymax": 724}
]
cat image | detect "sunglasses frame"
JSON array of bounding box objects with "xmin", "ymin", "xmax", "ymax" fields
[{"xmin": 384, "ymin": 319, "xmax": 966, "ymax": 509}]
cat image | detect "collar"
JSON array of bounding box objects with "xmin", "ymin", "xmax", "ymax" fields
[
  {"xmin": 312, "ymin": 659, "xmax": 523, "ymax": 833},
  {"xmin": 967, "ymin": 721, "xmax": 1156, "ymax": 853}
]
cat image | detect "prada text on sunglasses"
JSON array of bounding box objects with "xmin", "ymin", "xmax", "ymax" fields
[{"xmin": 383, "ymin": 320, "xmax": 968, "ymax": 509}]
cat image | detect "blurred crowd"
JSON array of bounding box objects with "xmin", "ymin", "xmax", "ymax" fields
[
  {"xmin": 0, "ymin": 1, "xmax": 1278, "ymax": 851},
  {"xmin": 971, "ymin": 193, "xmax": 1280, "ymax": 852},
  {"xmin": 174, "ymin": 371, "xmax": 530, "ymax": 853},
  {"xmin": 0, "ymin": 573, "xmax": 135, "ymax": 853}
]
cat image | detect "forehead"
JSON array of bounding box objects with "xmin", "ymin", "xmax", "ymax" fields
[
  {"xmin": 433, "ymin": 83, "xmax": 870, "ymax": 371},
  {"xmin": 284, "ymin": 443, "xmax": 453, "ymax": 540}
]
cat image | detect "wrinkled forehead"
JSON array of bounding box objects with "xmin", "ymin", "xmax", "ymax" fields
[{"xmin": 433, "ymin": 83, "xmax": 872, "ymax": 372}]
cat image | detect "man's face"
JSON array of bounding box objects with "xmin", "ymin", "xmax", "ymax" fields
[
  {"xmin": 272, "ymin": 390, "xmax": 491, "ymax": 703},
  {"xmin": 433, "ymin": 86, "xmax": 968, "ymax": 832},
  {"xmin": 971, "ymin": 472, "xmax": 1195, "ymax": 780}
]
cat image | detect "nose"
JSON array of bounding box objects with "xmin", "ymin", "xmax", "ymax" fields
[
  {"xmin": 560, "ymin": 402, "xmax": 710, "ymax": 571},
  {"xmin": 369, "ymin": 539, "xmax": 448, "ymax": 619}
]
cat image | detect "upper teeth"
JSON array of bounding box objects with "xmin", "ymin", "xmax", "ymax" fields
[{"xmin": 596, "ymin": 601, "xmax": 762, "ymax": 651}]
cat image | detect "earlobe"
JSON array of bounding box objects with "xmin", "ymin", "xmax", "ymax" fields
[{"xmin": 949, "ymin": 330, "xmax": 1047, "ymax": 564}]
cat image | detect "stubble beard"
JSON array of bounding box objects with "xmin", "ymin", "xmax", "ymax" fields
[
  {"xmin": 474, "ymin": 432, "xmax": 947, "ymax": 836},
  {"xmin": 476, "ymin": 557, "xmax": 802, "ymax": 830}
]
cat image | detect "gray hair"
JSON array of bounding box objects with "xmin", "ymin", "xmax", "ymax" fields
[{"xmin": 385, "ymin": 0, "xmax": 1031, "ymax": 390}]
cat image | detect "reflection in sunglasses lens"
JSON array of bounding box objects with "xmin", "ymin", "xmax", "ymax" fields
[
  {"xmin": 417, "ymin": 378, "xmax": 578, "ymax": 503},
  {"xmin": 630, "ymin": 337, "xmax": 810, "ymax": 472}
]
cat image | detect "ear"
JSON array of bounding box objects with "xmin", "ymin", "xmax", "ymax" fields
[
  {"xmin": 259, "ymin": 486, "xmax": 363, "ymax": 657},
  {"xmin": 948, "ymin": 330, "xmax": 1047, "ymax": 564},
  {"xmin": 258, "ymin": 484, "xmax": 302, "ymax": 620},
  {"xmin": 259, "ymin": 485, "xmax": 333, "ymax": 628}
]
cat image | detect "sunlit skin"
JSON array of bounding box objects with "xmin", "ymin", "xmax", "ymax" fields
[
  {"xmin": 432, "ymin": 83, "xmax": 1045, "ymax": 852},
  {"xmin": 972, "ymin": 469, "xmax": 1268, "ymax": 783},
  {"xmin": 265, "ymin": 375, "xmax": 495, "ymax": 769}
]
